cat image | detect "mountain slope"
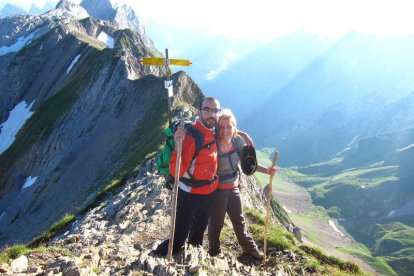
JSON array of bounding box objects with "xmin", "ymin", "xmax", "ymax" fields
[{"xmin": 0, "ymin": 5, "xmax": 203, "ymax": 246}]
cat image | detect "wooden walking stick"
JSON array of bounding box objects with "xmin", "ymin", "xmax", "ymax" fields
[
  {"xmin": 263, "ymin": 151, "xmax": 279, "ymax": 263},
  {"xmin": 167, "ymin": 119, "xmax": 184, "ymax": 261},
  {"xmin": 140, "ymin": 50, "xmax": 191, "ymax": 261}
]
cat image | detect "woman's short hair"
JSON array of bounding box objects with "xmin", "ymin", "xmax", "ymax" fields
[{"xmin": 219, "ymin": 109, "xmax": 237, "ymax": 135}]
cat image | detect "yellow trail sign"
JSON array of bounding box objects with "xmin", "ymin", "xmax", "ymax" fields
[
  {"xmin": 140, "ymin": 57, "xmax": 192, "ymax": 66},
  {"xmin": 140, "ymin": 57, "xmax": 165, "ymax": 66},
  {"xmin": 169, "ymin": 58, "xmax": 192, "ymax": 66}
]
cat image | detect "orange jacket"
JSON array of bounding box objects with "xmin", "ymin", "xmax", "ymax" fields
[{"xmin": 170, "ymin": 120, "xmax": 218, "ymax": 195}]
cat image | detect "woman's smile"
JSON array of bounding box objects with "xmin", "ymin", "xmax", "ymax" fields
[{"xmin": 219, "ymin": 118, "xmax": 234, "ymax": 140}]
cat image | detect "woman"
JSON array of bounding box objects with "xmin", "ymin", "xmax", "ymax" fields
[{"xmin": 208, "ymin": 109, "xmax": 277, "ymax": 259}]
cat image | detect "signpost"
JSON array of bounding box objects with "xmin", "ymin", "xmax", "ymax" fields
[
  {"xmin": 140, "ymin": 49, "xmax": 192, "ymax": 262},
  {"xmin": 141, "ymin": 57, "xmax": 192, "ymax": 66},
  {"xmin": 140, "ymin": 49, "xmax": 192, "ymax": 124}
]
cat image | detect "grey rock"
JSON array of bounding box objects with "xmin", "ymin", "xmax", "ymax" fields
[
  {"xmin": 10, "ymin": 255, "xmax": 28, "ymax": 273},
  {"xmin": 293, "ymin": 225, "xmax": 302, "ymax": 242},
  {"xmin": 212, "ymin": 257, "xmax": 229, "ymax": 271}
]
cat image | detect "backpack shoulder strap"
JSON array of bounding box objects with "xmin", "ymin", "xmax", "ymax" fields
[
  {"xmin": 185, "ymin": 124, "xmax": 207, "ymax": 160},
  {"xmin": 232, "ymin": 137, "xmax": 239, "ymax": 155}
]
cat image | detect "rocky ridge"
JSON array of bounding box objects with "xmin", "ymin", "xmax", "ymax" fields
[{"xmin": 0, "ymin": 158, "xmax": 308, "ymax": 275}]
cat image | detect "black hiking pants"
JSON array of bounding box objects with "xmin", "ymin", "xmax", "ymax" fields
[{"xmin": 154, "ymin": 188, "xmax": 217, "ymax": 256}]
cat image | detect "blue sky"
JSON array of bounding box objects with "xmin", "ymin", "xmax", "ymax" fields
[{"xmin": 2, "ymin": 0, "xmax": 414, "ymax": 41}]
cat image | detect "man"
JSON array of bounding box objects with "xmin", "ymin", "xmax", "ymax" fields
[{"xmin": 153, "ymin": 97, "xmax": 221, "ymax": 256}]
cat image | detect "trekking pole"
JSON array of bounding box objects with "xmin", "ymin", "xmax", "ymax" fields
[
  {"xmin": 140, "ymin": 50, "xmax": 191, "ymax": 261},
  {"xmin": 263, "ymin": 151, "xmax": 279, "ymax": 264},
  {"xmin": 167, "ymin": 118, "xmax": 184, "ymax": 261}
]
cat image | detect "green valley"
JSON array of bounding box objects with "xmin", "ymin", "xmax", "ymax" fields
[{"xmin": 255, "ymin": 146, "xmax": 413, "ymax": 275}]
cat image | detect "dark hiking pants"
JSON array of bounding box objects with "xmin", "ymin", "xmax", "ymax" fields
[
  {"xmin": 154, "ymin": 188, "xmax": 217, "ymax": 256},
  {"xmin": 208, "ymin": 187, "xmax": 257, "ymax": 254}
]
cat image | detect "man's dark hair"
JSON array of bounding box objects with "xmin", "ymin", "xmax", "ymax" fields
[{"xmin": 199, "ymin": 97, "xmax": 219, "ymax": 110}]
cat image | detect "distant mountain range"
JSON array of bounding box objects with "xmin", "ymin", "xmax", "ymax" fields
[
  {"xmin": 0, "ymin": 1, "xmax": 56, "ymax": 17},
  {"xmin": 0, "ymin": 3, "xmax": 27, "ymax": 16},
  {"xmin": 195, "ymin": 30, "xmax": 414, "ymax": 166},
  {"xmin": 125, "ymin": 16, "xmax": 414, "ymax": 164}
]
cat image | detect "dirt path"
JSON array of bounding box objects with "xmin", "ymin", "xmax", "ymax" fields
[{"xmin": 273, "ymin": 175, "xmax": 378, "ymax": 275}]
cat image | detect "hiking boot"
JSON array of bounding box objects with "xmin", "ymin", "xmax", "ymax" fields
[
  {"xmin": 151, "ymin": 248, "xmax": 167, "ymax": 257},
  {"xmin": 209, "ymin": 249, "xmax": 222, "ymax": 257},
  {"xmin": 247, "ymin": 248, "xmax": 264, "ymax": 260}
]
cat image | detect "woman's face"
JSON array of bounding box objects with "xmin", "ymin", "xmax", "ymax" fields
[{"xmin": 218, "ymin": 118, "xmax": 235, "ymax": 141}]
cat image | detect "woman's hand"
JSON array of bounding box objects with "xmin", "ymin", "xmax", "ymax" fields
[
  {"xmin": 237, "ymin": 130, "xmax": 254, "ymax": 147},
  {"xmin": 266, "ymin": 166, "xmax": 277, "ymax": 175}
]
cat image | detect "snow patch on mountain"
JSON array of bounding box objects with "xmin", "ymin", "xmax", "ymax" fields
[
  {"xmin": 97, "ymin": 31, "xmax": 114, "ymax": 48},
  {"xmin": 0, "ymin": 31, "xmax": 36, "ymax": 56},
  {"xmin": 387, "ymin": 210, "xmax": 396, "ymax": 217},
  {"xmin": 67, "ymin": 54, "xmax": 81, "ymax": 74},
  {"xmin": 22, "ymin": 176, "xmax": 38, "ymax": 189},
  {"xmin": 0, "ymin": 101, "xmax": 34, "ymax": 154}
]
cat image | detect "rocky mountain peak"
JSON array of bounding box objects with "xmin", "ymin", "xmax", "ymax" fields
[
  {"xmin": 44, "ymin": 0, "xmax": 89, "ymax": 20},
  {"xmin": 113, "ymin": 3, "xmax": 145, "ymax": 35},
  {"xmin": 80, "ymin": 0, "xmax": 152, "ymax": 48},
  {"xmin": 80, "ymin": 0, "xmax": 114, "ymax": 20}
]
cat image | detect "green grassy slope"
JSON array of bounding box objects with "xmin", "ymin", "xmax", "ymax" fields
[
  {"xmin": 282, "ymin": 130, "xmax": 414, "ymax": 275},
  {"xmin": 255, "ymin": 145, "xmax": 414, "ymax": 275}
]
